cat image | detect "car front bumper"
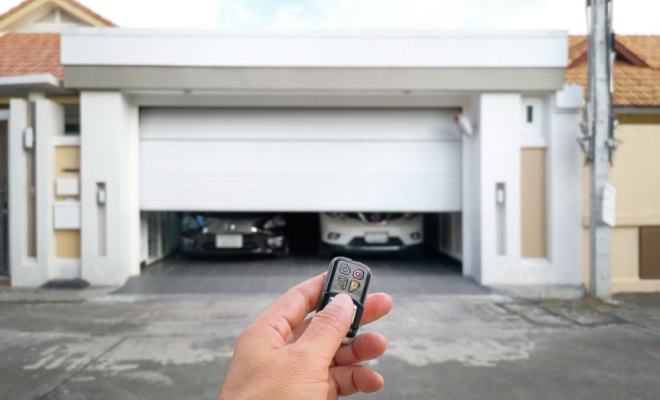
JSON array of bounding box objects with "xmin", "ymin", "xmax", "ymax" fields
[
  {"xmin": 181, "ymin": 232, "xmax": 287, "ymax": 256},
  {"xmin": 320, "ymin": 214, "xmax": 424, "ymax": 249},
  {"xmin": 324, "ymin": 238, "xmax": 422, "ymax": 253}
]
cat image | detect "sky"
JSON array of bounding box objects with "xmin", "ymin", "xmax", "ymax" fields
[{"xmin": 0, "ymin": 0, "xmax": 659, "ymax": 34}]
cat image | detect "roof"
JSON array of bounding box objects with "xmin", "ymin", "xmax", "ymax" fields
[
  {"xmin": 0, "ymin": 0, "xmax": 116, "ymax": 30},
  {"xmin": 0, "ymin": 33, "xmax": 63, "ymax": 79},
  {"xmin": 0, "ymin": 0, "xmax": 115, "ymax": 81},
  {"xmin": 566, "ymin": 35, "xmax": 660, "ymax": 108}
]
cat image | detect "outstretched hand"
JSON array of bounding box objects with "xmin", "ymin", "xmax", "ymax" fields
[{"xmin": 219, "ymin": 272, "xmax": 393, "ymax": 400}]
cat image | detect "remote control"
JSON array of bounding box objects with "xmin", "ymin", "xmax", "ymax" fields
[{"xmin": 317, "ymin": 257, "xmax": 372, "ymax": 344}]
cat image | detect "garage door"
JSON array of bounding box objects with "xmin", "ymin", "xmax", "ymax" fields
[{"xmin": 140, "ymin": 108, "xmax": 461, "ymax": 212}]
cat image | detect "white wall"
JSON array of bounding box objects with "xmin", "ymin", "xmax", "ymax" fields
[
  {"xmin": 478, "ymin": 94, "xmax": 523, "ymax": 284},
  {"xmin": 80, "ymin": 92, "xmax": 140, "ymax": 285},
  {"xmin": 545, "ymin": 86, "xmax": 583, "ymax": 284},
  {"xmin": 62, "ymin": 29, "xmax": 568, "ymax": 68},
  {"xmin": 36, "ymin": 100, "xmax": 62, "ymax": 281},
  {"xmin": 8, "ymin": 99, "xmax": 43, "ymax": 286},
  {"xmin": 461, "ymin": 94, "xmax": 482, "ymax": 280},
  {"xmin": 476, "ymin": 87, "xmax": 583, "ymax": 286}
]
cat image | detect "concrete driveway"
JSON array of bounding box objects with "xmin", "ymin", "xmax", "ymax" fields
[
  {"xmin": 0, "ymin": 255, "xmax": 658, "ymax": 399},
  {"xmin": 114, "ymin": 252, "xmax": 485, "ymax": 297}
]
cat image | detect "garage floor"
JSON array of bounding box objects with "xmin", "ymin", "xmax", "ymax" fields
[{"xmin": 113, "ymin": 252, "xmax": 488, "ymax": 296}]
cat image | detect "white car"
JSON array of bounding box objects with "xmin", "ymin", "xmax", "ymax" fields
[{"xmin": 320, "ymin": 212, "xmax": 424, "ymax": 254}]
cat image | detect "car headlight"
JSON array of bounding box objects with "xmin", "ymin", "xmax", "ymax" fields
[
  {"xmin": 181, "ymin": 237, "xmax": 195, "ymax": 246},
  {"xmin": 327, "ymin": 232, "xmax": 341, "ymax": 240},
  {"xmin": 267, "ymin": 236, "xmax": 285, "ymax": 248},
  {"xmin": 263, "ymin": 215, "xmax": 286, "ymax": 230}
]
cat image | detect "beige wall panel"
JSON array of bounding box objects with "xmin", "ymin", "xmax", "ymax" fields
[
  {"xmin": 585, "ymin": 226, "xmax": 660, "ymax": 293},
  {"xmin": 55, "ymin": 146, "xmax": 80, "ymax": 257},
  {"xmin": 56, "ymin": 230, "xmax": 81, "ymax": 258},
  {"xmin": 55, "ymin": 146, "xmax": 80, "ymax": 201},
  {"xmin": 46, "ymin": 95, "xmax": 80, "ymax": 105},
  {"xmin": 609, "ymin": 116, "xmax": 660, "ymax": 222},
  {"xmin": 611, "ymin": 227, "xmax": 639, "ymax": 280},
  {"xmin": 521, "ymin": 149, "xmax": 547, "ymax": 258}
]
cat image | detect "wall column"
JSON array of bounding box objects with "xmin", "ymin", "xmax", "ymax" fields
[
  {"xmin": 8, "ymin": 99, "xmax": 42, "ymax": 286},
  {"xmin": 478, "ymin": 93, "xmax": 523, "ymax": 285},
  {"xmin": 80, "ymin": 92, "xmax": 140, "ymax": 285}
]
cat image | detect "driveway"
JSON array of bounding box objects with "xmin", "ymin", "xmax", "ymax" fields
[
  {"xmin": 114, "ymin": 252, "xmax": 486, "ymax": 297},
  {"xmin": 0, "ymin": 289, "xmax": 658, "ymax": 399},
  {"xmin": 0, "ymin": 253, "xmax": 658, "ymax": 400}
]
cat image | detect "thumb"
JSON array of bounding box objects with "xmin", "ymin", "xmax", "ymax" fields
[{"xmin": 296, "ymin": 294, "xmax": 354, "ymax": 362}]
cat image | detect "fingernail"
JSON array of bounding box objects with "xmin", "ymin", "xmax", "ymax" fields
[{"xmin": 332, "ymin": 293, "xmax": 353, "ymax": 309}]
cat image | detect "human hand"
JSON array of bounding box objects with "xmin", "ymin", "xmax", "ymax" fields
[{"xmin": 218, "ymin": 272, "xmax": 393, "ymax": 400}]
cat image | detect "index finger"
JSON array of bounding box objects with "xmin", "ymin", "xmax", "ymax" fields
[{"xmin": 256, "ymin": 272, "xmax": 327, "ymax": 341}]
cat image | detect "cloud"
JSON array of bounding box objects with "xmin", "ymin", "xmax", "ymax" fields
[
  {"xmin": 0, "ymin": 0, "xmax": 658, "ymax": 33},
  {"xmin": 212, "ymin": 0, "xmax": 583, "ymax": 31}
]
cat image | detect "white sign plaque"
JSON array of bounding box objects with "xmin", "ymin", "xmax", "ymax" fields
[
  {"xmin": 54, "ymin": 201, "xmax": 81, "ymax": 230},
  {"xmin": 56, "ymin": 177, "xmax": 79, "ymax": 196},
  {"xmin": 602, "ymin": 183, "xmax": 616, "ymax": 227}
]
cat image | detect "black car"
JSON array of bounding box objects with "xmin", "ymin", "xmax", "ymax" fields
[{"xmin": 179, "ymin": 213, "xmax": 288, "ymax": 256}]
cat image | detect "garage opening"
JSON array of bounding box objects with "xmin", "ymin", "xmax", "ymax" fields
[{"xmin": 139, "ymin": 211, "xmax": 462, "ymax": 269}]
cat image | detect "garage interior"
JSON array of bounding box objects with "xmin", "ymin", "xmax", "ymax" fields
[
  {"xmin": 117, "ymin": 210, "xmax": 478, "ymax": 296},
  {"xmin": 111, "ymin": 104, "xmax": 481, "ymax": 295}
]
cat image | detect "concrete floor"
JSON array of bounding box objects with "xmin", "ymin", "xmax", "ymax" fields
[
  {"xmin": 115, "ymin": 252, "xmax": 485, "ymax": 296},
  {"xmin": 0, "ymin": 255, "xmax": 658, "ymax": 400}
]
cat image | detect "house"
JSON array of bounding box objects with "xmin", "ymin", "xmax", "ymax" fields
[
  {"xmin": 566, "ymin": 35, "xmax": 660, "ymax": 293},
  {"xmin": 2, "ymin": 0, "xmax": 590, "ymax": 293},
  {"xmin": 0, "ymin": 0, "xmax": 115, "ymax": 285}
]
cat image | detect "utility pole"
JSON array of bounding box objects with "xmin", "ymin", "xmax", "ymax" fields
[{"xmin": 585, "ymin": 0, "xmax": 615, "ymax": 298}]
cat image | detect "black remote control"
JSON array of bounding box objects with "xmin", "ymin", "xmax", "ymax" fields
[{"xmin": 317, "ymin": 257, "xmax": 372, "ymax": 344}]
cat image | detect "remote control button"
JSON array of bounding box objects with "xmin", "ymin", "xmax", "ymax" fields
[
  {"xmin": 337, "ymin": 275, "xmax": 348, "ymax": 290},
  {"xmin": 353, "ymin": 269, "xmax": 364, "ymax": 280},
  {"xmin": 348, "ymin": 280, "xmax": 360, "ymax": 293},
  {"xmin": 340, "ymin": 264, "xmax": 351, "ymax": 275}
]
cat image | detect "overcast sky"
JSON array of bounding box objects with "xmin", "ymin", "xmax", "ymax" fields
[{"xmin": 1, "ymin": 0, "xmax": 659, "ymax": 34}]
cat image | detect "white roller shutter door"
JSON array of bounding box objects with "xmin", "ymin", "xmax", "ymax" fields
[{"xmin": 140, "ymin": 108, "xmax": 461, "ymax": 212}]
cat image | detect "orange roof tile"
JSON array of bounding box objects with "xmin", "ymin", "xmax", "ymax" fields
[
  {"xmin": 0, "ymin": 33, "xmax": 63, "ymax": 79},
  {"xmin": 566, "ymin": 35, "xmax": 660, "ymax": 107},
  {"xmin": 0, "ymin": 0, "xmax": 116, "ymax": 27}
]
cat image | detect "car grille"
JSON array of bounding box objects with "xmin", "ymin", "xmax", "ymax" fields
[
  {"xmin": 201, "ymin": 233, "xmax": 260, "ymax": 250},
  {"xmin": 347, "ymin": 237, "xmax": 404, "ymax": 247}
]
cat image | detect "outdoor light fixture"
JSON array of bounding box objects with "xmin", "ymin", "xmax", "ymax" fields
[
  {"xmin": 23, "ymin": 126, "xmax": 34, "ymax": 149},
  {"xmin": 454, "ymin": 114, "xmax": 474, "ymax": 136}
]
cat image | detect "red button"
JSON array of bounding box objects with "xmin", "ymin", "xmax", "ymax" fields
[{"xmin": 353, "ymin": 269, "xmax": 364, "ymax": 280}]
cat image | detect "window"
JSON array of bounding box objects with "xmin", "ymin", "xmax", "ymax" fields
[{"xmin": 521, "ymin": 98, "xmax": 545, "ymax": 147}]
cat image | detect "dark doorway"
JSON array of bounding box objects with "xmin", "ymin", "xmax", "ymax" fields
[{"xmin": 0, "ymin": 117, "xmax": 8, "ymax": 279}]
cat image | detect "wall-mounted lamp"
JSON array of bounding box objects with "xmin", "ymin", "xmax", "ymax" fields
[
  {"xmin": 23, "ymin": 126, "xmax": 34, "ymax": 149},
  {"xmin": 97, "ymin": 187, "xmax": 107, "ymax": 205},
  {"xmin": 454, "ymin": 114, "xmax": 474, "ymax": 136}
]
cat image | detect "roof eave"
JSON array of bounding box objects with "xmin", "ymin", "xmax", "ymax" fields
[{"xmin": 0, "ymin": 73, "xmax": 72, "ymax": 96}]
